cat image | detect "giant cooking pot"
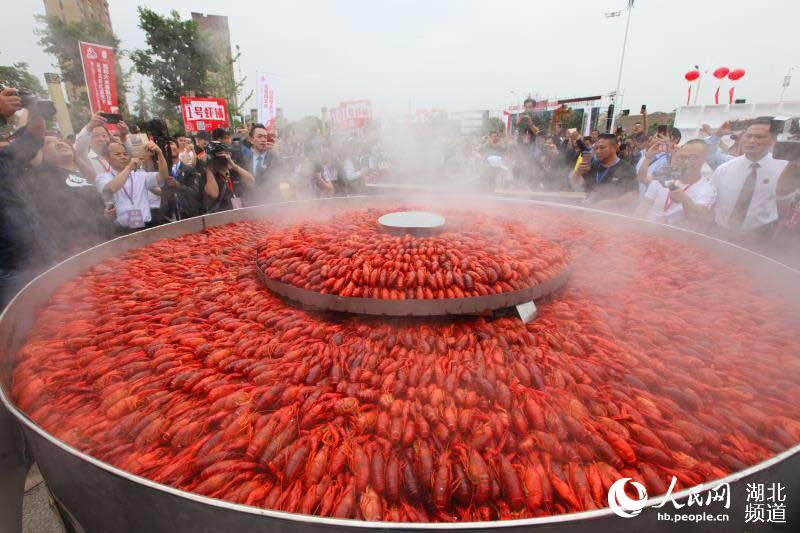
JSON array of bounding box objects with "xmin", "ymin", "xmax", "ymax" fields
[{"xmin": 1, "ymin": 196, "xmax": 798, "ymax": 532}]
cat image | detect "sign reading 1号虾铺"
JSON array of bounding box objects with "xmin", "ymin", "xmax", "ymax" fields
[
  {"xmin": 79, "ymin": 41, "xmax": 119, "ymax": 114},
  {"xmin": 180, "ymin": 97, "xmax": 229, "ymax": 133}
]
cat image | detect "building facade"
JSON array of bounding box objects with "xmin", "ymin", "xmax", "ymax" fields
[
  {"xmin": 43, "ymin": 0, "xmax": 112, "ymax": 28},
  {"xmin": 42, "ymin": 0, "xmax": 115, "ymax": 120},
  {"xmin": 191, "ymin": 13, "xmax": 236, "ymax": 110}
]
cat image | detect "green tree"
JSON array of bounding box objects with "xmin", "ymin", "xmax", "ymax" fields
[
  {"xmin": 131, "ymin": 8, "xmax": 217, "ymax": 128},
  {"xmin": 35, "ymin": 14, "xmax": 128, "ymax": 126},
  {"xmin": 132, "ymin": 82, "xmax": 149, "ymax": 122},
  {"xmin": 0, "ymin": 62, "xmax": 46, "ymax": 96}
]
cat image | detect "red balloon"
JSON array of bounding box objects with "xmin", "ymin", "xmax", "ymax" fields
[
  {"xmin": 728, "ymin": 68, "xmax": 746, "ymax": 81},
  {"xmin": 713, "ymin": 67, "xmax": 730, "ymax": 79},
  {"xmin": 684, "ymin": 70, "xmax": 700, "ymax": 82}
]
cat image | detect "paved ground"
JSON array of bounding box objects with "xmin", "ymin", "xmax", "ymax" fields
[{"xmin": 21, "ymin": 465, "xmax": 65, "ymax": 533}]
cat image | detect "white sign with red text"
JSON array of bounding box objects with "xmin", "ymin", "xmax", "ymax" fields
[{"xmin": 257, "ymin": 73, "xmax": 278, "ymax": 132}]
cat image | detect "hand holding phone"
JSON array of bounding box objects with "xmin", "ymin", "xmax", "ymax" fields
[{"xmin": 99, "ymin": 112, "xmax": 122, "ymax": 124}]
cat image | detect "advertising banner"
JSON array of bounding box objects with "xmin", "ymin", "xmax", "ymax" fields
[
  {"xmin": 180, "ymin": 96, "xmax": 229, "ymax": 133},
  {"xmin": 330, "ymin": 99, "xmax": 372, "ymax": 130},
  {"xmin": 257, "ymin": 73, "xmax": 278, "ymax": 132},
  {"xmin": 78, "ymin": 41, "xmax": 119, "ymax": 114}
]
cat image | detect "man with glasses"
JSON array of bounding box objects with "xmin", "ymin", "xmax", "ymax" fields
[
  {"xmin": 710, "ymin": 118, "xmax": 788, "ymax": 246},
  {"xmin": 634, "ymin": 139, "xmax": 717, "ymax": 228}
]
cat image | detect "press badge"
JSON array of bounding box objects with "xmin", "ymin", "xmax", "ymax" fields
[
  {"xmin": 127, "ymin": 209, "xmax": 145, "ymax": 228},
  {"xmin": 231, "ymin": 197, "xmax": 244, "ymax": 210}
]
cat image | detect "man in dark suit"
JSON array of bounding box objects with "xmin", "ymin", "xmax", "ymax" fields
[{"xmin": 244, "ymin": 123, "xmax": 279, "ymax": 203}]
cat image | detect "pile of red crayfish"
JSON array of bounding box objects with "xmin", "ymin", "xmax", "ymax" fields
[
  {"xmin": 11, "ymin": 206, "xmax": 800, "ymax": 522},
  {"xmin": 256, "ymin": 209, "xmax": 567, "ymax": 299}
]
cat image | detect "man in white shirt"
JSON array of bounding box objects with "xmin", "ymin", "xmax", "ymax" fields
[
  {"xmin": 635, "ymin": 140, "xmax": 717, "ymax": 229},
  {"xmin": 95, "ymin": 141, "xmax": 168, "ymax": 232},
  {"xmin": 74, "ymin": 113, "xmax": 130, "ymax": 181},
  {"xmin": 710, "ymin": 118, "xmax": 788, "ymax": 245}
]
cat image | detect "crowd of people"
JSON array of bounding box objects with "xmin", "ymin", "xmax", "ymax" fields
[
  {"xmin": 463, "ymin": 98, "xmax": 800, "ymax": 265},
  {"xmin": 1, "ymin": 87, "xmax": 799, "ymax": 307},
  {"xmin": 0, "ymin": 87, "xmax": 383, "ymax": 306}
]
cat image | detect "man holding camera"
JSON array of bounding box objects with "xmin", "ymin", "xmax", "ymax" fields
[
  {"xmin": 96, "ymin": 140, "xmax": 168, "ymax": 231},
  {"xmin": 203, "ymin": 141, "xmax": 255, "ymax": 213},
  {"xmin": 634, "ymin": 140, "xmax": 717, "ymax": 228},
  {"xmin": 710, "ymin": 118, "xmax": 788, "ymax": 247},
  {"xmin": 569, "ymin": 133, "xmax": 637, "ymax": 208},
  {"xmin": 74, "ymin": 112, "xmax": 131, "ymax": 183},
  {"xmin": 0, "ymin": 87, "xmax": 54, "ymax": 307},
  {"xmin": 517, "ymin": 97, "xmax": 540, "ymax": 145}
]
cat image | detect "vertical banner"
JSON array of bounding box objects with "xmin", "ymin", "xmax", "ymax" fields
[
  {"xmin": 180, "ymin": 96, "xmax": 229, "ymax": 133},
  {"xmin": 257, "ymin": 73, "xmax": 278, "ymax": 132},
  {"xmin": 78, "ymin": 41, "xmax": 119, "ymax": 114}
]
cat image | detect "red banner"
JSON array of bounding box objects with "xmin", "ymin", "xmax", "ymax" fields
[
  {"xmin": 330, "ymin": 99, "xmax": 372, "ymax": 130},
  {"xmin": 180, "ymin": 96, "xmax": 230, "ymax": 133},
  {"xmin": 79, "ymin": 41, "xmax": 119, "ymax": 114}
]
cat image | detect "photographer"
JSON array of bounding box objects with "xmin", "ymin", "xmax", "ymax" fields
[
  {"xmin": 27, "ymin": 136, "xmax": 114, "ymax": 257},
  {"xmin": 570, "ymin": 133, "xmax": 638, "ymax": 209},
  {"xmin": 0, "ymin": 89, "xmax": 51, "ymax": 307},
  {"xmin": 96, "ymin": 140, "xmax": 168, "ymax": 232},
  {"xmin": 516, "ymin": 97, "xmax": 540, "ymax": 145},
  {"xmin": 163, "ymin": 139, "xmax": 203, "ymax": 220},
  {"xmin": 635, "ymin": 127, "xmax": 681, "ymax": 177},
  {"xmin": 634, "ymin": 140, "xmax": 716, "ymax": 228},
  {"xmin": 700, "ymin": 121, "xmax": 737, "ymax": 170},
  {"xmin": 202, "ymin": 141, "xmax": 255, "ymax": 213},
  {"xmin": 0, "ymin": 87, "xmax": 22, "ymax": 128}
]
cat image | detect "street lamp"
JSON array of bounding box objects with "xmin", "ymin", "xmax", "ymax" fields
[{"xmin": 607, "ymin": 0, "xmax": 634, "ymax": 132}]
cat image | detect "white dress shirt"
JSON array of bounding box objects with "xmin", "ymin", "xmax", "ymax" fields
[
  {"xmin": 96, "ymin": 170, "xmax": 161, "ymax": 227},
  {"xmin": 711, "ymin": 153, "xmax": 788, "ymax": 231},
  {"xmin": 643, "ymin": 177, "xmax": 717, "ymax": 227},
  {"xmin": 251, "ymin": 150, "xmax": 268, "ymax": 175}
]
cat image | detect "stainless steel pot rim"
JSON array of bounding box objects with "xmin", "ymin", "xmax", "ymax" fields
[{"xmin": 2, "ymin": 195, "xmax": 799, "ymax": 528}]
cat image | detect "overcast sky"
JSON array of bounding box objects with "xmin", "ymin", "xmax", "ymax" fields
[{"xmin": 3, "ymin": 0, "xmax": 799, "ymax": 120}]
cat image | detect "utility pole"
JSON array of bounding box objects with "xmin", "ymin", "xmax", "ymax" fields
[
  {"xmin": 607, "ymin": 0, "xmax": 634, "ymax": 132},
  {"xmin": 693, "ymin": 65, "xmax": 702, "ymax": 105}
]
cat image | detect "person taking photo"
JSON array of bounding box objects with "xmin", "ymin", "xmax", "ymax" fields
[
  {"xmin": 203, "ymin": 142, "xmax": 255, "ymax": 213},
  {"xmin": 634, "ymin": 139, "xmax": 717, "ymax": 229},
  {"xmin": 95, "ymin": 140, "xmax": 168, "ymax": 232},
  {"xmin": 570, "ymin": 133, "xmax": 637, "ymax": 209}
]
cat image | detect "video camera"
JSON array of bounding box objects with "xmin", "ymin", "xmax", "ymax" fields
[
  {"xmin": 204, "ymin": 141, "xmax": 233, "ymax": 172},
  {"xmin": 17, "ymin": 88, "xmax": 56, "ymax": 119},
  {"xmin": 652, "ymin": 165, "xmax": 683, "ymax": 190},
  {"xmin": 771, "ymin": 117, "xmax": 800, "ymax": 161}
]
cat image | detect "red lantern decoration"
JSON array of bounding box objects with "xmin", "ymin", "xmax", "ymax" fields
[
  {"xmin": 728, "ymin": 68, "xmax": 746, "ymax": 81},
  {"xmin": 713, "ymin": 67, "xmax": 730, "ymax": 79},
  {"xmin": 727, "ymin": 69, "xmax": 746, "ymax": 103},
  {"xmin": 684, "ymin": 70, "xmax": 700, "ymax": 82}
]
